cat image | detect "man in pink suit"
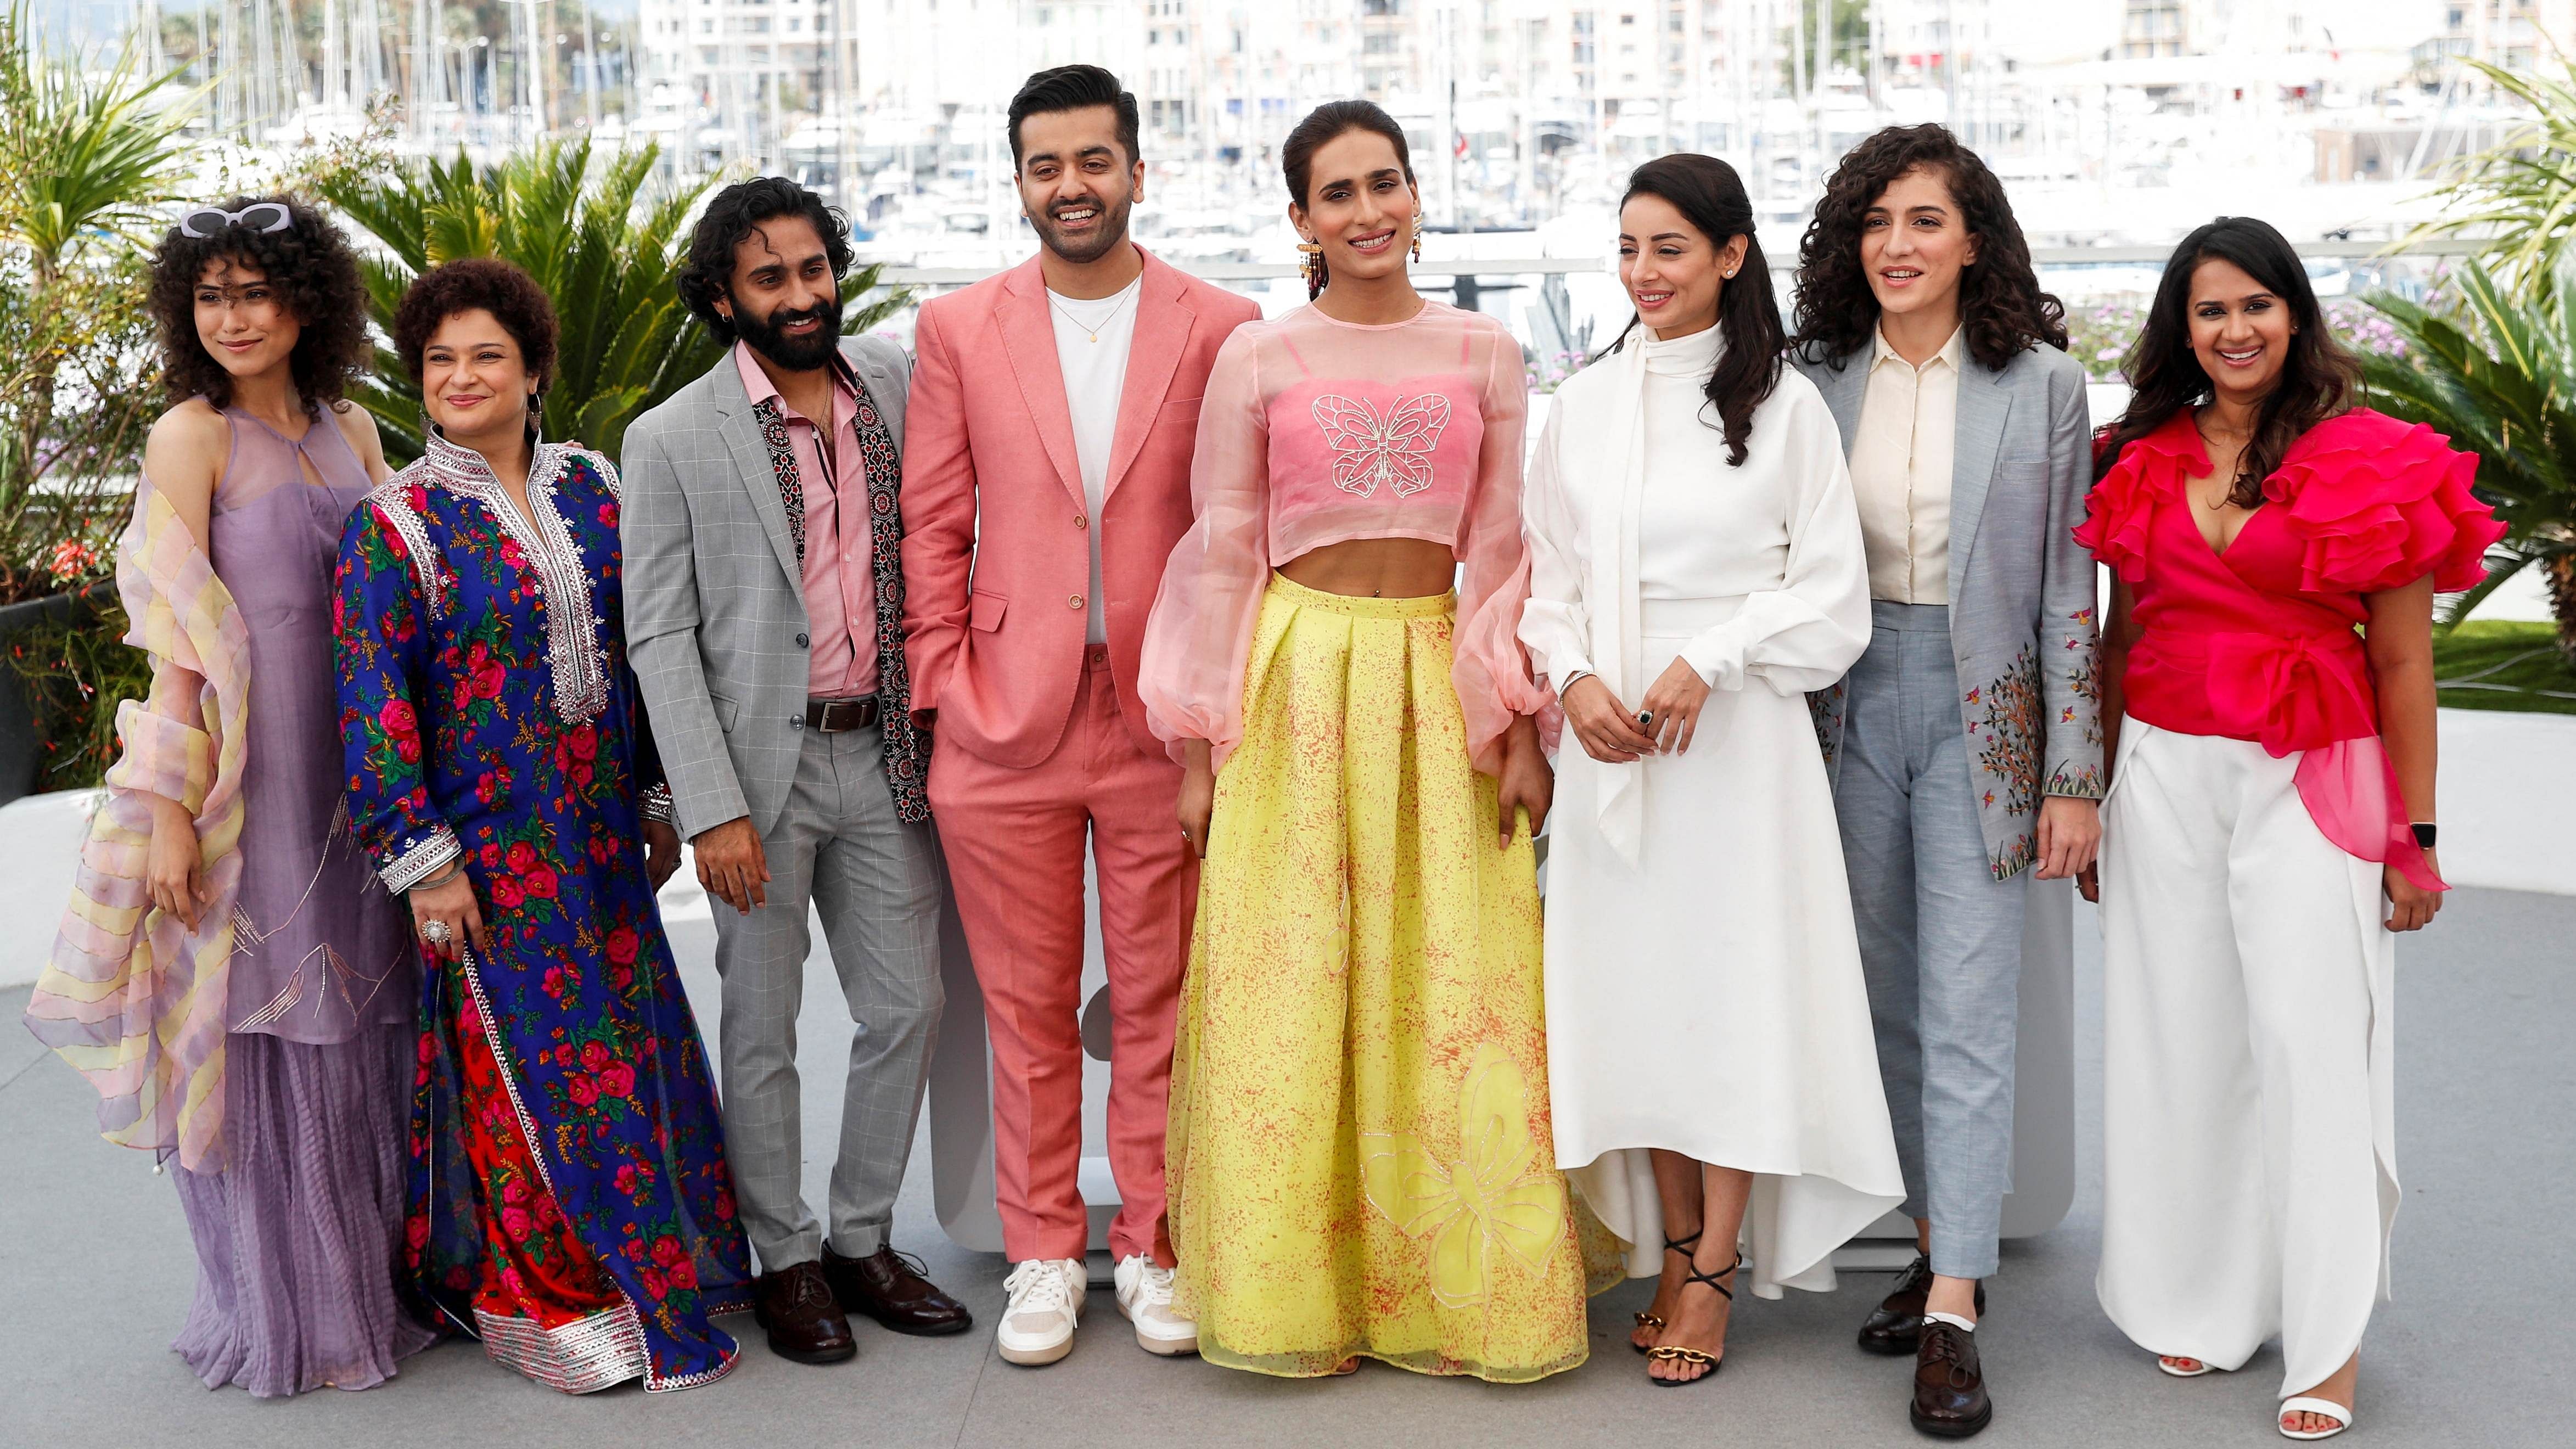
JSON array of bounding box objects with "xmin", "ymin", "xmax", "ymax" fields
[{"xmin": 901, "ymin": 65, "xmax": 1260, "ymax": 1369}]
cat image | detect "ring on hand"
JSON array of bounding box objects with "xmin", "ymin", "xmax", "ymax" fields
[
  {"xmin": 1637, "ymin": 710, "xmax": 1654, "ymax": 729},
  {"xmin": 420, "ymin": 919, "xmax": 453, "ymax": 946}
]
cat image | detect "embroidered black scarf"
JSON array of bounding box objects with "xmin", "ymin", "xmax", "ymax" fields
[{"xmin": 751, "ymin": 369, "xmax": 931, "ymax": 823}]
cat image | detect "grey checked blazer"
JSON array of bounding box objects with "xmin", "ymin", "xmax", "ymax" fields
[
  {"xmin": 620, "ymin": 335, "xmax": 912, "ymax": 839},
  {"xmin": 1797, "ymin": 340, "xmax": 2105, "ymax": 879}
]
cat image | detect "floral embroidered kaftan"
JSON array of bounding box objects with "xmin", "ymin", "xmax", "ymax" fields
[{"xmin": 334, "ymin": 431, "xmax": 751, "ymax": 1393}]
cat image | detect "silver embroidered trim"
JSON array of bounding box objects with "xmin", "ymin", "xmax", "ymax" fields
[
  {"xmin": 417, "ymin": 430, "xmax": 613, "ymax": 725},
  {"xmin": 380, "ymin": 824, "xmax": 461, "ymax": 894},
  {"xmin": 363, "ymin": 469, "xmax": 451, "ymax": 620},
  {"xmin": 640, "ymin": 783, "xmax": 674, "ymax": 824},
  {"xmin": 456, "ymin": 948, "xmax": 742, "ymax": 1394},
  {"xmin": 474, "ymin": 1304, "xmax": 650, "ymax": 1395}
]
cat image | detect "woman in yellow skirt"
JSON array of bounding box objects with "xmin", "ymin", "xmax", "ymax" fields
[{"xmin": 1138, "ymin": 100, "xmax": 1607, "ymax": 1381}]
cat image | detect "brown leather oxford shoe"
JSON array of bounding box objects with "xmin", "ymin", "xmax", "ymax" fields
[
  {"xmin": 753, "ymin": 1260, "xmax": 858, "ymax": 1364},
  {"xmin": 1910, "ymin": 1319, "xmax": 1994, "ymax": 1438},
  {"xmin": 824, "ymin": 1244, "xmax": 973, "ymax": 1336},
  {"xmin": 1860, "ymin": 1253, "xmax": 1988, "ymax": 1356}
]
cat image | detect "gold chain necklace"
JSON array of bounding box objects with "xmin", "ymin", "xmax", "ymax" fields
[{"xmin": 1046, "ymin": 284, "xmax": 1139, "ymax": 344}]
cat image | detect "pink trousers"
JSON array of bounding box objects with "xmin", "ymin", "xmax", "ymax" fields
[{"xmin": 928, "ymin": 650, "xmax": 1194, "ymax": 1263}]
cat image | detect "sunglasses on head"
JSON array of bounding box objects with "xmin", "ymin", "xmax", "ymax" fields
[{"xmin": 178, "ymin": 202, "xmax": 293, "ymax": 239}]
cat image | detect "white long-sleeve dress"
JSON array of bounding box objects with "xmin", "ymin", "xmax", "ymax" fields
[{"xmin": 1519, "ymin": 325, "xmax": 1906, "ymax": 1298}]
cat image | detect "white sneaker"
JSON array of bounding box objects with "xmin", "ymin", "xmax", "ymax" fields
[
  {"xmin": 997, "ymin": 1258, "xmax": 1085, "ymax": 1366},
  {"xmin": 1113, "ymin": 1254, "xmax": 1199, "ymax": 1356}
]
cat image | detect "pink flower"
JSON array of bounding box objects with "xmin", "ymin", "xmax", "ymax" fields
[
  {"xmin": 502, "ymin": 1177, "xmax": 528, "ymax": 1204},
  {"xmin": 580, "ymin": 1041, "xmax": 610, "ymax": 1073},
  {"xmin": 379, "ymin": 699, "xmax": 417, "ymax": 735},
  {"xmin": 615, "ymin": 1165, "xmax": 638, "ymax": 1195},
  {"xmin": 490, "ymin": 875, "xmax": 525, "ymax": 908},
  {"xmin": 542, "ymin": 967, "xmax": 564, "ymax": 998},
  {"xmin": 568, "ymin": 724, "xmax": 597, "ymax": 761},
  {"xmin": 607, "ymin": 926, "xmax": 639, "ymax": 965},
  {"xmin": 666, "ymin": 1258, "xmax": 698, "ymax": 1291},
  {"xmin": 599, "ymin": 1061, "xmax": 635, "ymax": 1098},
  {"xmin": 501, "ymin": 1206, "xmax": 531, "ymax": 1242},
  {"xmin": 524, "ymin": 866, "xmax": 558, "ymax": 900},
  {"xmin": 568, "ymin": 1075, "xmax": 600, "ymax": 1107},
  {"xmin": 641, "ymin": 1267, "xmax": 669, "ymax": 1300},
  {"xmin": 652, "ymin": 1235, "xmax": 686, "ymax": 1266},
  {"xmin": 507, "ymin": 841, "xmax": 539, "ymax": 875}
]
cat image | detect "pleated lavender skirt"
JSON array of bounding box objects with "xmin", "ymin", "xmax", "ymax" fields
[{"xmin": 169, "ymin": 1024, "xmax": 439, "ymax": 1396}]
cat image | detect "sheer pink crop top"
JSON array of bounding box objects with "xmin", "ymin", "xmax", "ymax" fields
[{"xmin": 1138, "ymin": 300, "xmax": 1548, "ymax": 773}]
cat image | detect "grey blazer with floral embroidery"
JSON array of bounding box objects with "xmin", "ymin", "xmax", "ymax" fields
[{"xmin": 1797, "ymin": 340, "xmax": 2104, "ymax": 880}]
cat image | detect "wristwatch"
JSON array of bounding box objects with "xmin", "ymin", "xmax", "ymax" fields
[{"xmin": 2410, "ymin": 822, "xmax": 2438, "ymax": 850}]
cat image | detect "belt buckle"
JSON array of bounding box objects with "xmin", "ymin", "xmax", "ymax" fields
[{"xmin": 816, "ymin": 697, "xmax": 875, "ymax": 733}]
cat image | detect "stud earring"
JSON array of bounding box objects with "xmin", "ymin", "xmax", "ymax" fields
[
  {"xmin": 1297, "ymin": 239, "xmax": 1321, "ymax": 289},
  {"xmin": 1410, "ymin": 213, "xmax": 1423, "ymax": 263}
]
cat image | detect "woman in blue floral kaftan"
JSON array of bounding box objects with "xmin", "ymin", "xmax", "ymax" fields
[{"xmin": 333, "ymin": 259, "xmax": 751, "ymax": 1394}]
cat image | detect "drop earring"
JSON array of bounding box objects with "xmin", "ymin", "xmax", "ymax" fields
[
  {"xmin": 1297, "ymin": 239, "xmax": 1322, "ymax": 290},
  {"xmin": 1410, "ymin": 214, "xmax": 1423, "ymax": 263}
]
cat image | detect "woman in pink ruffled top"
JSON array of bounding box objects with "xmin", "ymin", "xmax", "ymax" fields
[
  {"xmin": 1140, "ymin": 100, "xmax": 1604, "ymax": 1381},
  {"xmin": 2077, "ymin": 217, "xmax": 2501, "ymax": 1444}
]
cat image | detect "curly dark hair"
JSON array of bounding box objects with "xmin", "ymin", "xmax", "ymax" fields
[
  {"xmin": 2097, "ymin": 216, "xmax": 2361, "ymax": 506},
  {"xmin": 1602, "ymin": 154, "xmax": 1784, "ymax": 468},
  {"xmin": 147, "ymin": 195, "xmax": 371, "ymax": 417},
  {"xmin": 1282, "ymin": 100, "xmax": 1415, "ymax": 301},
  {"xmin": 1792, "ymin": 125, "xmax": 2068, "ymax": 373},
  {"xmin": 676, "ymin": 177, "xmax": 854, "ymax": 346},
  {"xmin": 392, "ymin": 257, "xmax": 561, "ymax": 413}
]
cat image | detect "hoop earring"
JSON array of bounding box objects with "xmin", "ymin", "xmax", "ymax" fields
[{"xmin": 1411, "ymin": 214, "xmax": 1423, "ymax": 264}]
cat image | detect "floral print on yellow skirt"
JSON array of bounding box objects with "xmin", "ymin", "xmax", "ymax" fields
[{"xmin": 1167, "ymin": 574, "xmax": 1613, "ymax": 1381}]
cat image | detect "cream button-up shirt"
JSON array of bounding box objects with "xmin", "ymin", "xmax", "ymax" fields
[{"xmin": 1849, "ymin": 324, "xmax": 1962, "ymax": 605}]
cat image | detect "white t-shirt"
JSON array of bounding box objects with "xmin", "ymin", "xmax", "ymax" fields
[{"xmin": 1047, "ymin": 276, "xmax": 1142, "ymax": 645}]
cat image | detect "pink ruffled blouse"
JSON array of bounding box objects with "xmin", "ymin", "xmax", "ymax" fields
[
  {"xmin": 1138, "ymin": 300, "xmax": 1548, "ymax": 773},
  {"xmin": 2076, "ymin": 408, "xmax": 2502, "ymax": 889}
]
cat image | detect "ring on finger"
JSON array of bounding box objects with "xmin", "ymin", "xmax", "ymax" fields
[{"xmin": 421, "ymin": 918, "xmax": 453, "ymax": 946}]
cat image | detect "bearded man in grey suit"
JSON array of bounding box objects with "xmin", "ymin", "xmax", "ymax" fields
[{"xmin": 622, "ymin": 177, "xmax": 968, "ymax": 1367}]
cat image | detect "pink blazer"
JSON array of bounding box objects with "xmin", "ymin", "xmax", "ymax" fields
[{"xmin": 902, "ymin": 248, "xmax": 1261, "ymax": 768}]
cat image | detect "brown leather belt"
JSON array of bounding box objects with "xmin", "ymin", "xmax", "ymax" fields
[{"xmin": 805, "ymin": 695, "xmax": 880, "ymax": 733}]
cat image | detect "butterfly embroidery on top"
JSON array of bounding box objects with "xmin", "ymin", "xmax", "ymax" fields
[{"xmin": 1311, "ymin": 392, "xmax": 1453, "ymax": 498}]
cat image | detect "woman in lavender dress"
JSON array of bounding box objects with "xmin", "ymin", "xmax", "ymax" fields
[{"xmin": 27, "ymin": 198, "xmax": 431, "ymax": 1395}]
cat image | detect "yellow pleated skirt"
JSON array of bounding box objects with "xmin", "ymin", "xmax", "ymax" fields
[{"xmin": 1167, "ymin": 573, "xmax": 1607, "ymax": 1381}]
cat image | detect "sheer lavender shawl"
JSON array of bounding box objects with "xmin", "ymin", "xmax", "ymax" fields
[{"xmin": 23, "ymin": 480, "xmax": 250, "ymax": 1170}]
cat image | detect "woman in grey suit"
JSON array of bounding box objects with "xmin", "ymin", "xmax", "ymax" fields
[{"xmin": 1789, "ymin": 124, "xmax": 2103, "ymax": 1439}]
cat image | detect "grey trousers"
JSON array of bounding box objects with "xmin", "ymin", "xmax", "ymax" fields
[
  {"xmin": 710, "ymin": 722, "xmax": 944, "ymax": 1273},
  {"xmin": 1833, "ymin": 602, "xmax": 2026, "ymax": 1281}
]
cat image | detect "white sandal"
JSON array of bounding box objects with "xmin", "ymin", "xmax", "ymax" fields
[
  {"xmin": 2156, "ymin": 1355, "xmax": 2215, "ymax": 1378},
  {"xmin": 2278, "ymin": 1395, "xmax": 2351, "ymax": 1441}
]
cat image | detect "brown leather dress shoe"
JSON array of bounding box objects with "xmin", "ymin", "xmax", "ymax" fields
[
  {"xmin": 1860, "ymin": 1254, "xmax": 1988, "ymax": 1355},
  {"xmin": 1910, "ymin": 1320, "xmax": 1994, "ymax": 1438},
  {"xmin": 824, "ymin": 1244, "xmax": 974, "ymax": 1336},
  {"xmin": 753, "ymin": 1260, "xmax": 858, "ymax": 1364}
]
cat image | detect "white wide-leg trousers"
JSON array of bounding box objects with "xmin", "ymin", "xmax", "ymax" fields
[{"xmin": 2096, "ymin": 720, "xmax": 2399, "ymax": 1399}]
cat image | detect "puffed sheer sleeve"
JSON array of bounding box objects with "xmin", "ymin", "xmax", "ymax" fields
[
  {"xmin": 1514, "ymin": 401, "xmax": 1596, "ymax": 698},
  {"xmin": 1452, "ymin": 330, "xmax": 1556, "ymax": 774},
  {"xmin": 1139, "ymin": 326, "xmax": 1273, "ymax": 766},
  {"xmin": 333, "ymin": 498, "xmax": 459, "ymax": 893},
  {"xmin": 1676, "ymin": 385, "xmax": 1872, "ymax": 695}
]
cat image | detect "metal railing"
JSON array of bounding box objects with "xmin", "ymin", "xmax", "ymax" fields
[{"xmin": 878, "ymin": 238, "xmax": 2488, "ymax": 288}]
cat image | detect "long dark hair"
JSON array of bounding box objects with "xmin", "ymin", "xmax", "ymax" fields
[
  {"xmin": 1792, "ymin": 124, "xmax": 2067, "ymax": 373},
  {"xmin": 147, "ymin": 195, "xmax": 370, "ymax": 417},
  {"xmin": 1281, "ymin": 99, "xmax": 1415, "ymax": 301},
  {"xmin": 2098, "ymin": 216, "xmax": 2360, "ymax": 504},
  {"xmin": 1603, "ymin": 154, "xmax": 1783, "ymax": 468}
]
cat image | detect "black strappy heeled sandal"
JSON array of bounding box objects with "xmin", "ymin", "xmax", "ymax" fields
[
  {"xmin": 1632, "ymin": 1228, "xmax": 1703, "ymax": 1353},
  {"xmin": 1647, "ymin": 1252, "xmax": 1742, "ymax": 1387}
]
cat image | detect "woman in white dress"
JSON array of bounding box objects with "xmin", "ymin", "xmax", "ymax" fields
[{"xmin": 1520, "ymin": 153, "xmax": 1906, "ymax": 1386}]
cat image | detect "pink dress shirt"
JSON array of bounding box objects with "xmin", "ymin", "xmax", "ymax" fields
[{"xmin": 736, "ymin": 341, "xmax": 877, "ymax": 697}]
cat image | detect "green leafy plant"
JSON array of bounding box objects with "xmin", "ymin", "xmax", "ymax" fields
[
  {"xmin": 2363, "ymin": 259, "xmax": 2576, "ymax": 665},
  {"xmin": 5, "ymin": 586, "xmax": 151, "ymax": 789},
  {"xmin": 319, "ymin": 139, "xmax": 910, "ymax": 467},
  {"xmin": 2403, "ymin": 55, "xmax": 2576, "ymax": 298},
  {"xmin": 0, "ymin": 1, "xmax": 192, "ymax": 603}
]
